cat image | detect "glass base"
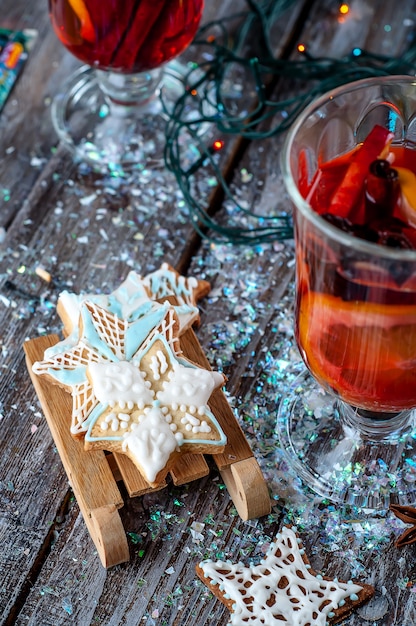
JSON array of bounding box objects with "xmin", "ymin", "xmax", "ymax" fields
[
  {"xmin": 51, "ymin": 63, "xmax": 190, "ymax": 174},
  {"xmin": 277, "ymin": 368, "xmax": 416, "ymax": 511}
]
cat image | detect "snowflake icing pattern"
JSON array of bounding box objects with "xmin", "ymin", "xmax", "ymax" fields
[
  {"xmin": 46, "ymin": 267, "xmax": 201, "ymax": 360},
  {"xmin": 198, "ymin": 526, "xmax": 368, "ymax": 626},
  {"xmin": 33, "ymin": 301, "xmax": 226, "ymax": 483}
]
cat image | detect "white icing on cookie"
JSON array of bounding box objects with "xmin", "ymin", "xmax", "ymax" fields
[
  {"xmin": 121, "ymin": 406, "xmax": 178, "ymax": 483},
  {"xmin": 149, "ymin": 350, "xmax": 169, "ymax": 380},
  {"xmin": 142, "ymin": 262, "xmax": 201, "ymax": 307},
  {"xmin": 156, "ymin": 362, "xmax": 224, "ymax": 408},
  {"xmin": 88, "ymin": 360, "xmax": 154, "ymax": 408},
  {"xmin": 100, "ymin": 412, "xmax": 131, "ymax": 431},
  {"xmin": 34, "ymin": 301, "xmax": 227, "ymax": 485},
  {"xmin": 181, "ymin": 413, "xmax": 212, "ymax": 434},
  {"xmin": 199, "ymin": 526, "xmax": 365, "ymax": 626}
]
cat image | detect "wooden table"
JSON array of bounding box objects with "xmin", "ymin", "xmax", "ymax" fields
[{"xmin": 1, "ymin": 1, "xmax": 416, "ymax": 624}]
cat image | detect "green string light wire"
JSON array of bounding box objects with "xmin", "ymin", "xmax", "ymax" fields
[{"xmin": 163, "ymin": 0, "xmax": 416, "ymax": 245}]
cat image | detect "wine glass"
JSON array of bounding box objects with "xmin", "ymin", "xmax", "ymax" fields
[
  {"xmin": 48, "ymin": 0, "xmax": 204, "ymax": 172},
  {"xmin": 279, "ymin": 76, "xmax": 416, "ymax": 511}
]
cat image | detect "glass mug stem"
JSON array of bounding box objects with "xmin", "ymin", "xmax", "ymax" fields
[
  {"xmin": 96, "ymin": 68, "xmax": 164, "ymax": 109},
  {"xmin": 338, "ymin": 402, "xmax": 414, "ymax": 441}
]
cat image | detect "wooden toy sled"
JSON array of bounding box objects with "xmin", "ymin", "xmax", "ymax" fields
[{"xmin": 24, "ymin": 326, "xmax": 270, "ymax": 567}]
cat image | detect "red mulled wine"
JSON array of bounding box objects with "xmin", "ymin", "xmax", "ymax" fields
[{"xmin": 49, "ymin": 0, "xmax": 204, "ymax": 73}]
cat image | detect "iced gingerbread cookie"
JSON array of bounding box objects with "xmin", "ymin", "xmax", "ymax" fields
[
  {"xmin": 196, "ymin": 526, "xmax": 374, "ymax": 626},
  {"xmin": 141, "ymin": 262, "xmax": 210, "ymax": 311},
  {"xmin": 55, "ymin": 263, "xmax": 209, "ymax": 345},
  {"xmin": 32, "ymin": 299, "xmax": 227, "ymax": 487}
]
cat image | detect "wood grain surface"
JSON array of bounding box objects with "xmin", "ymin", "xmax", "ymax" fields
[{"xmin": 1, "ymin": 1, "xmax": 416, "ymax": 625}]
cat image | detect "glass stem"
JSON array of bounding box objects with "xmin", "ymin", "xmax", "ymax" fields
[
  {"xmin": 338, "ymin": 402, "xmax": 414, "ymax": 441},
  {"xmin": 96, "ymin": 68, "xmax": 164, "ymax": 112}
]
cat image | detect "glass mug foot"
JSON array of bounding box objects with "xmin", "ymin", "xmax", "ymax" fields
[
  {"xmin": 277, "ymin": 368, "xmax": 416, "ymax": 510},
  {"xmin": 51, "ymin": 64, "xmax": 187, "ymax": 173}
]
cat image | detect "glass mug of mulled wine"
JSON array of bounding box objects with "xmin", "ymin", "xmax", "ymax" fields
[
  {"xmin": 279, "ymin": 76, "xmax": 416, "ymax": 510},
  {"xmin": 48, "ymin": 0, "xmax": 204, "ymax": 171}
]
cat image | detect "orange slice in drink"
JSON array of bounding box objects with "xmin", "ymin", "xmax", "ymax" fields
[
  {"xmin": 298, "ymin": 292, "xmax": 416, "ymax": 410},
  {"xmin": 68, "ymin": 0, "xmax": 95, "ymax": 42}
]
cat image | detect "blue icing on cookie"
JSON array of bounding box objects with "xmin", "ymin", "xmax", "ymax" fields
[
  {"xmin": 46, "ymin": 365, "xmax": 87, "ymax": 386},
  {"xmin": 80, "ymin": 304, "xmax": 118, "ymax": 362},
  {"xmin": 125, "ymin": 304, "xmax": 170, "ymax": 360}
]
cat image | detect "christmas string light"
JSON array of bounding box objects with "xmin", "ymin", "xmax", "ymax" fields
[
  {"xmin": 185, "ymin": 139, "xmax": 225, "ymax": 176},
  {"xmin": 163, "ymin": 0, "xmax": 416, "ymax": 245}
]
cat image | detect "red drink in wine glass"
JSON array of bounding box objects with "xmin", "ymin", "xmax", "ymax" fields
[
  {"xmin": 49, "ymin": 0, "xmax": 204, "ymax": 72},
  {"xmin": 48, "ymin": 0, "xmax": 204, "ymax": 171}
]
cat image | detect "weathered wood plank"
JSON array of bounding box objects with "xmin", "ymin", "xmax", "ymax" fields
[
  {"xmin": 185, "ymin": 2, "xmax": 416, "ymax": 625},
  {"xmin": 1, "ymin": 0, "xmax": 279, "ymax": 620},
  {"xmin": 2, "ymin": 0, "xmax": 416, "ymax": 625},
  {"xmin": 12, "ymin": 477, "xmax": 245, "ymax": 626}
]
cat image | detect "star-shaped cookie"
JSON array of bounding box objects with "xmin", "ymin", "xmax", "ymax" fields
[
  {"xmin": 196, "ymin": 526, "xmax": 374, "ymax": 626},
  {"xmin": 55, "ymin": 263, "xmax": 208, "ymax": 347},
  {"xmin": 141, "ymin": 262, "xmax": 210, "ymax": 310},
  {"xmin": 32, "ymin": 301, "xmax": 226, "ymax": 485}
]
